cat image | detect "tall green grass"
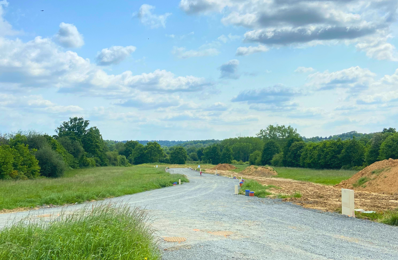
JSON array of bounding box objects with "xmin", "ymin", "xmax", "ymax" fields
[
  {"xmin": 239, "ymin": 180, "xmax": 275, "ymax": 198},
  {"xmin": 273, "ymin": 167, "xmax": 357, "ymax": 185},
  {"xmin": 0, "ymin": 204, "xmax": 160, "ymax": 259},
  {"xmin": 0, "ymin": 166, "xmax": 188, "ymax": 211}
]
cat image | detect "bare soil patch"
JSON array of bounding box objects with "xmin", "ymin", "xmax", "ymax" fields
[
  {"xmin": 337, "ymin": 159, "xmax": 398, "ymax": 194},
  {"xmin": 211, "ymin": 164, "xmax": 237, "ymax": 171},
  {"xmin": 241, "ymin": 165, "xmax": 278, "ymax": 177},
  {"xmin": 208, "ymin": 169, "xmax": 398, "ymax": 212}
]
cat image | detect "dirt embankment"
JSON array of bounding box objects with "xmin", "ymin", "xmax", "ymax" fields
[
  {"xmin": 241, "ymin": 165, "xmax": 278, "ymax": 177},
  {"xmin": 337, "ymin": 159, "xmax": 398, "ymax": 194},
  {"xmin": 207, "ymin": 166, "xmax": 398, "ymax": 213}
]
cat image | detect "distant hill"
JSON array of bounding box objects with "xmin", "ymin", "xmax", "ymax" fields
[
  {"xmin": 302, "ymin": 131, "xmax": 375, "ymax": 143},
  {"xmin": 111, "ymin": 139, "xmax": 220, "ymax": 148}
]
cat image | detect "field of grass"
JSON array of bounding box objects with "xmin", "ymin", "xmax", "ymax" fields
[
  {"xmin": 0, "ymin": 166, "xmax": 188, "ymax": 211},
  {"xmin": 273, "ymin": 167, "xmax": 357, "ymax": 185},
  {"xmin": 0, "ymin": 204, "xmax": 160, "ymax": 259}
]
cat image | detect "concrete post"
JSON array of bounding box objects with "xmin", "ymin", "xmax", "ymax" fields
[
  {"xmin": 235, "ymin": 185, "xmax": 238, "ymax": 195},
  {"xmin": 342, "ymin": 189, "xmax": 355, "ymax": 217},
  {"xmin": 179, "ymin": 179, "xmax": 181, "ymax": 185}
]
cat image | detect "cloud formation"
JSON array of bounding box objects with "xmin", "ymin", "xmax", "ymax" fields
[
  {"xmin": 54, "ymin": 22, "xmax": 84, "ymax": 48},
  {"xmin": 236, "ymin": 45, "xmax": 268, "ymax": 56},
  {"xmin": 295, "ymin": 67, "xmax": 315, "ymax": 73},
  {"xmin": 232, "ymin": 85, "xmax": 301, "ymax": 106},
  {"xmin": 180, "ymin": 0, "xmax": 398, "ymax": 60},
  {"xmin": 172, "ymin": 46, "xmax": 219, "ymax": 59},
  {"xmin": 134, "ymin": 4, "xmax": 171, "ymax": 29},
  {"xmin": 96, "ymin": 46, "xmax": 136, "ymax": 66},
  {"xmin": 219, "ymin": 59, "xmax": 240, "ymax": 79}
]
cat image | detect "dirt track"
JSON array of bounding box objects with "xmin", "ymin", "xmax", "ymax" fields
[{"xmin": 205, "ymin": 169, "xmax": 398, "ymax": 212}]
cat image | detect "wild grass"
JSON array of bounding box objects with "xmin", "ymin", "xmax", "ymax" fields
[
  {"xmin": 355, "ymin": 209, "xmax": 398, "ymax": 226},
  {"xmin": 0, "ymin": 166, "xmax": 188, "ymax": 211},
  {"xmin": 353, "ymin": 177, "xmax": 370, "ymax": 187},
  {"xmin": 273, "ymin": 167, "xmax": 357, "ymax": 185},
  {"xmin": 239, "ymin": 180, "xmax": 275, "ymax": 198},
  {"xmin": 0, "ymin": 204, "xmax": 160, "ymax": 259}
]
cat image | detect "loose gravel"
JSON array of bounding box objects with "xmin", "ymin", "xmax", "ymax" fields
[{"xmin": 1, "ymin": 168, "xmax": 398, "ymax": 260}]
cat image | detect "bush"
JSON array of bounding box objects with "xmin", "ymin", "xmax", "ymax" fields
[
  {"xmin": 0, "ymin": 204, "xmax": 160, "ymax": 259},
  {"xmin": 239, "ymin": 180, "xmax": 273, "ymax": 198},
  {"xmin": 117, "ymin": 155, "xmax": 128, "ymax": 166},
  {"xmin": 271, "ymin": 152, "xmax": 284, "ymax": 166},
  {"xmin": 35, "ymin": 147, "xmax": 66, "ymax": 178},
  {"xmin": 249, "ymin": 151, "xmax": 261, "ymax": 165}
]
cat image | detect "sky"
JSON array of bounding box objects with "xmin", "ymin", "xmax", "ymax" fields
[{"xmin": 1, "ymin": 0, "xmax": 398, "ymax": 141}]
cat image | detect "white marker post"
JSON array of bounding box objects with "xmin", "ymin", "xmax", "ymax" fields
[
  {"xmin": 342, "ymin": 189, "xmax": 355, "ymax": 218},
  {"xmin": 179, "ymin": 179, "xmax": 181, "ymax": 185},
  {"xmin": 235, "ymin": 185, "xmax": 239, "ymax": 195},
  {"xmin": 156, "ymin": 165, "xmax": 158, "ymax": 168}
]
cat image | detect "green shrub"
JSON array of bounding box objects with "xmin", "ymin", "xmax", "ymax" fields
[
  {"xmin": 35, "ymin": 147, "xmax": 66, "ymax": 178},
  {"xmin": 239, "ymin": 180, "xmax": 274, "ymax": 198},
  {"xmin": 271, "ymin": 152, "xmax": 284, "ymax": 166},
  {"xmin": 0, "ymin": 204, "xmax": 160, "ymax": 259},
  {"xmin": 353, "ymin": 177, "xmax": 370, "ymax": 187}
]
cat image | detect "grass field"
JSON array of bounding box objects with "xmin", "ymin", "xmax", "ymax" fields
[
  {"xmin": 0, "ymin": 204, "xmax": 160, "ymax": 259},
  {"xmin": 0, "ymin": 166, "xmax": 188, "ymax": 211},
  {"xmin": 272, "ymin": 167, "xmax": 356, "ymax": 185}
]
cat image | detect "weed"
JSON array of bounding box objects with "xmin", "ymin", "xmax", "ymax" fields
[
  {"xmin": 0, "ymin": 204, "xmax": 160, "ymax": 259},
  {"xmin": 293, "ymin": 192, "xmax": 302, "ymax": 198},
  {"xmin": 353, "ymin": 177, "xmax": 370, "ymax": 187},
  {"xmin": 381, "ymin": 211, "xmax": 398, "ymax": 226}
]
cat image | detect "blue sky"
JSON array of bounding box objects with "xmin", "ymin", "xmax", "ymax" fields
[{"xmin": 1, "ymin": 0, "xmax": 398, "ymax": 140}]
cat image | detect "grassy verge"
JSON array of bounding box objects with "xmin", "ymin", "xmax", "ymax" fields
[
  {"xmin": 273, "ymin": 167, "xmax": 357, "ymax": 185},
  {"xmin": 355, "ymin": 209, "xmax": 398, "ymax": 226},
  {"xmin": 0, "ymin": 204, "xmax": 160, "ymax": 259},
  {"xmin": 0, "ymin": 166, "xmax": 188, "ymax": 211},
  {"xmin": 238, "ymin": 180, "xmax": 276, "ymax": 198}
]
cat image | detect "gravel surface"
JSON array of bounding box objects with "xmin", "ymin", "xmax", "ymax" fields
[{"xmin": 1, "ymin": 168, "xmax": 398, "ymax": 259}]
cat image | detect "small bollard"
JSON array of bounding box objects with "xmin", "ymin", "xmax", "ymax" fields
[
  {"xmin": 235, "ymin": 185, "xmax": 238, "ymax": 195},
  {"xmin": 179, "ymin": 179, "xmax": 181, "ymax": 185},
  {"xmin": 240, "ymin": 177, "xmax": 242, "ymax": 181}
]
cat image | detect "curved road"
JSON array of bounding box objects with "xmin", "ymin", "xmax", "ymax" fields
[{"xmin": 1, "ymin": 168, "xmax": 398, "ymax": 259}]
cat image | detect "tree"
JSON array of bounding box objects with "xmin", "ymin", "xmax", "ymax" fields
[
  {"xmin": 121, "ymin": 141, "xmax": 139, "ymax": 159},
  {"xmin": 340, "ymin": 138, "xmax": 365, "ymax": 168},
  {"xmin": 189, "ymin": 153, "xmax": 199, "ymax": 161},
  {"xmin": 203, "ymin": 145, "xmax": 221, "ymax": 164},
  {"xmin": 365, "ymin": 133, "xmax": 385, "ymax": 165},
  {"xmin": 56, "ymin": 117, "xmax": 90, "ymax": 140},
  {"xmin": 145, "ymin": 142, "xmax": 163, "ymax": 163},
  {"xmin": 271, "ymin": 152, "xmax": 284, "ymax": 166},
  {"xmin": 257, "ymin": 125, "xmax": 300, "ymax": 148},
  {"xmin": 261, "ymin": 140, "xmax": 280, "ymax": 165},
  {"xmin": 285, "ymin": 141, "xmax": 305, "ymax": 167},
  {"xmin": 282, "ymin": 137, "xmax": 303, "ymax": 166},
  {"xmin": 249, "ymin": 151, "xmax": 261, "ymax": 165},
  {"xmin": 220, "ymin": 146, "xmax": 233, "ymax": 164},
  {"xmin": 379, "ymin": 133, "xmax": 398, "ymax": 160},
  {"xmin": 81, "ymin": 127, "xmax": 108, "ymax": 166},
  {"xmin": 197, "ymin": 148, "xmax": 204, "ymax": 161},
  {"xmin": 35, "ymin": 147, "xmax": 66, "ymax": 178},
  {"xmin": 0, "ymin": 145, "xmax": 14, "ymax": 179},
  {"xmin": 170, "ymin": 147, "xmax": 187, "ymax": 164},
  {"xmin": 231, "ymin": 143, "xmax": 252, "ymax": 162},
  {"xmin": 58, "ymin": 136, "xmax": 85, "ymax": 161},
  {"xmin": 131, "ymin": 144, "xmax": 147, "ymax": 165}
]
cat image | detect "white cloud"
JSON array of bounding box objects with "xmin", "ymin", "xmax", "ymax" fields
[
  {"xmin": 295, "ymin": 67, "xmax": 315, "ymax": 73},
  {"xmin": 96, "ymin": 46, "xmax": 136, "ymax": 66},
  {"xmin": 236, "ymin": 45, "xmax": 268, "ymax": 56},
  {"xmin": 172, "ymin": 46, "xmax": 219, "ymax": 59},
  {"xmin": 54, "ymin": 22, "xmax": 84, "ymax": 48},
  {"xmin": 0, "ymin": 0, "xmax": 19, "ymax": 37},
  {"xmin": 134, "ymin": 4, "xmax": 171, "ymax": 29}
]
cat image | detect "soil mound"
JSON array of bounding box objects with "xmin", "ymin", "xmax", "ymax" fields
[
  {"xmin": 241, "ymin": 165, "xmax": 278, "ymax": 177},
  {"xmin": 212, "ymin": 164, "xmax": 237, "ymax": 170},
  {"xmin": 337, "ymin": 159, "xmax": 398, "ymax": 194}
]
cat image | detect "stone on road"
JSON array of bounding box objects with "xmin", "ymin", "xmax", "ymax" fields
[{"xmin": 1, "ymin": 168, "xmax": 398, "ymax": 260}]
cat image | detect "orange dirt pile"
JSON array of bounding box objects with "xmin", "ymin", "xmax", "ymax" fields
[
  {"xmin": 337, "ymin": 159, "xmax": 398, "ymax": 194},
  {"xmin": 240, "ymin": 165, "xmax": 278, "ymax": 177},
  {"xmin": 212, "ymin": 164, "xmax": 237, "ymax": 170}
]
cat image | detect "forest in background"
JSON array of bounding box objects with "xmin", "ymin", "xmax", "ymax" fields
[{"xmin": 1, "ymin": 117, "xmax": 398, "ymax": 180}]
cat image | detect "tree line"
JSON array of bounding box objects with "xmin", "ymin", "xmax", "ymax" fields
[
  {"xmin": 0, "ymin": 117, "xmax": 189, "ymax": 180},
  {"xmin": 185, "ymin": 125, "xmax": 398, "ymax": 170}
]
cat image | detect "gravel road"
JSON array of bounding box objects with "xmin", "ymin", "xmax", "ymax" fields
[{"xmin": 1, "ymin": 168, "xmax": 398, "ymax": 260}]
